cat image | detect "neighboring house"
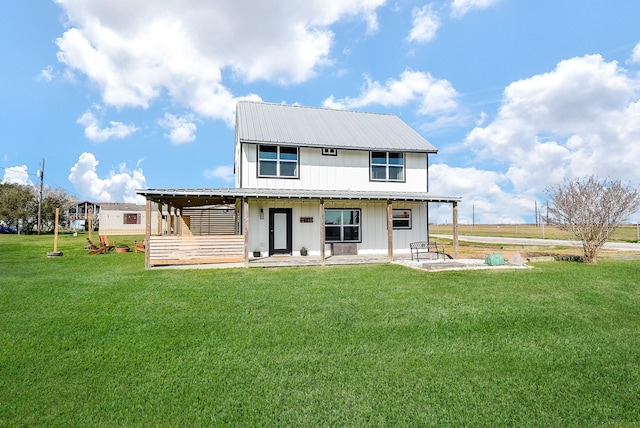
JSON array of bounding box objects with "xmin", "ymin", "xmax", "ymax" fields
[
  {"xmin": 67, "ymin": 201, "xmax": 101, "ymax": 231},
  {"xmin": 98, "ymin": 203, "xmax": 161, "ymax": 236},
  {"xmin": 67, "ymin": 201, "xmax": 162, "ymax": 235},
  {"xmin": 137, "ymin": 101, "xmax": 461, "ymax": 267}
]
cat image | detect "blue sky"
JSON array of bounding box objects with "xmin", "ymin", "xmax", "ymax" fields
[{"xmin": 2, "ymin": 0, "xmax": 640, "ymax": 223}]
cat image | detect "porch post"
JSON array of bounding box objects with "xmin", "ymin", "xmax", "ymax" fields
[
  {"xmin": 177, "ymin": 208, "xmax": 182, "ymax": 236},
  {"xmin": 157, "ymin": 203, "xmax": 163, "ymax": 235},
  {"xmin": 387, "ymin": 200, "xmax": 393, "ymax": 261},
  {"xmin": 319, "ymin": 199, "xmax": 325, "ymax": 265},
  {"xmin": 453, "ymin": 201, "xmax": 459, "ymax": 259},
  {"xmin": 145, "ymin": 199, "xmax": 151, "ymax": 269},
  {"xmin": 243, "ymin": 197, "xmax": 249, "ymax": 267},
  {"xmin": 87, "ymin": 209, "xmax": 92, "ymax": 240},
  {"xmin": 169, "ymin": 206, "xmax": 175, "ymax": 235}
]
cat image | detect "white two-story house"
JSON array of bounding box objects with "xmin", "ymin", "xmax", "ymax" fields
[{"xmin": 137, "ymin": 101, "xmax": 461, "ymax": 267}]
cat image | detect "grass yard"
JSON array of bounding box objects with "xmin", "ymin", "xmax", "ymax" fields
[{"xmin": 2, "ymin": 234, "xmax": 640, "ymax": 426}]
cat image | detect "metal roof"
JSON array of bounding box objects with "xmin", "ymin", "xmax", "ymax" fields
[
  {"xmin": 98, "ymin": 202, "xmax": 147, "ymax": 211},
  {"xmin": 236, "ymin": 101, "xmax": 438, "ymax": 153},
  {"xmin": 137, "ymin": 188, "xmax": 460, "ymax": 209}
]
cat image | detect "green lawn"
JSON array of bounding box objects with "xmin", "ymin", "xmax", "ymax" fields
[{"xmin": 2, "ymin": 234, "xmax": 640, "ymax": 426}]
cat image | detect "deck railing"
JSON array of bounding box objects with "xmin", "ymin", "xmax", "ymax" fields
[{"xmin": 149, "ymin": 235, "xmax": 245, "ymax": 266}]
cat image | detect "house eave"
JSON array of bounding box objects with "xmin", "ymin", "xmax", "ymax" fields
[
  {"xmin": 136, "ymin": 188, "xmax": 461, "ymax": 209},
  {"xmin": 239, "ymin": 139, "xmax": 439, "ymax": 154}
]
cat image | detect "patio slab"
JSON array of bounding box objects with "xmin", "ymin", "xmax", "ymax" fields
[{"xmin": 153, "ymin": 253, "xmax": 530, "ymax": 271}]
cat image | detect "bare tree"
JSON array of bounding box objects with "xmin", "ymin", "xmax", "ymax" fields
[
  {"xmin": 40, "ymin": 187, "xmax": 76, "ymax": 231},
  {"xmin": 546, "ymin": 176, "xmax": 640, "ymax": 264}
]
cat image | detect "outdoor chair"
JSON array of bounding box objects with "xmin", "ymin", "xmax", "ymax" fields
[
  {"xmin": 88, "ymin": 235, "xmax": 115, "ymax": 255},
  {"xmin": 85, "ymin": 237, "xmax": 98, "ymax": 250},
  {"xmin": 99, "ymin": 235, "xmax": 116, "ymax": 251},
  {"xmin": 134, "ymin": 239, "xmax": 146, "ymax": 253}
]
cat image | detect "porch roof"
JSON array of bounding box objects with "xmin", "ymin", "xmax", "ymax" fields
[{"xmin": 137, "ymin": 188, "xmax": 461, "ymax": 209}]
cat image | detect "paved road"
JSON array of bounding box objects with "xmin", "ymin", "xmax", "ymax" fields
[{"xmin": 430, "ymin": 234, "xmax": 640, "ymax": 252}]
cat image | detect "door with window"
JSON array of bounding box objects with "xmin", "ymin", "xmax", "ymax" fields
[{"xmin": 269, "ymin": 208, "xmax": 292, "ymax": 255}]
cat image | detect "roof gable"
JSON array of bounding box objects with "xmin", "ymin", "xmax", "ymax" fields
[{"xmin": 236, "ymin": 101, "xmax": 438, "ymax": 153}]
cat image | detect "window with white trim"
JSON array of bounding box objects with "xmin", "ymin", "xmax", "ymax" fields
[
  {"xmin": 392, "ymin": 209, "xmax": 412, "ymax": 229},
  {"xmin": 370, "ymin": 152, "xmax": 404, "ymax": 181},
  {"xmin": 324, "ymin": 209, "xmax": 361, "ymax": 242},
  {"xmin": 258, "ymin": 145, "xmax": 299, "ymax": 178}
]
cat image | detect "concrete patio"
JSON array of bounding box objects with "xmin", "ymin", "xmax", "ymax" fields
[{"xmin": 153, "ymin": 253, "xmax": 529, "ymax": 271}]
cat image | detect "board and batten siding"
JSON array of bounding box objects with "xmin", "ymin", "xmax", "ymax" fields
[
  {"xmin": 240, "ymin": 144, "xmax": 429, "ymax": 193},
  {"xmin": 246, "ymin": 199, "xmax": 428, "ymax": 256}
]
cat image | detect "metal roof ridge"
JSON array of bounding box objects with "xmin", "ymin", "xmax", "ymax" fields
[{"xmin": 237, "ymin": 99, "xmax": 397, "ymax": 117}]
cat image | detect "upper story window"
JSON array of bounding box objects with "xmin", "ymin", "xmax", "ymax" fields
[
  {"xmin": 370, "ymin": 152, "xmax": 404, "ymax": 182},
  {"xmin": 258, "ymin": 145, "xmax": 299, "ymax": 178}
]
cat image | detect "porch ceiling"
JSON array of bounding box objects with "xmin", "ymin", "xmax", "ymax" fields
[{"xmin": 137, "ymin": 188, "xmax": 461, "ymax": 209}]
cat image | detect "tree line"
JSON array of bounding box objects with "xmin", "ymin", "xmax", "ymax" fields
[{"xmin": 0, "ymin": 182, "xmax": 75, "ymax": 233}]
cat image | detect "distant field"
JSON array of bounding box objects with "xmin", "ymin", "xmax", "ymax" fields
[
  {"xmin": 1, "ymin": 233, "xmax": 640, "ymax": 426},
  {"xmin": 429, "ymin": 223, "xmax": 640, "ymax": 259},
  {"xmin": 431, "ymin": 223, "xmax": 640, "ymax": 242}
]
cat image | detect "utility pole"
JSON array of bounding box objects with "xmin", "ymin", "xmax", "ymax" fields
[
  {"xmin": 37, "ymin": 158, "xmax": 44, "ymax": 235},
  {"xmin": 546, "ymin": 201, "xmax": 549, "ymax": 224},
  {"xmin": 472, "ymin": 204, "xmax": 475, "ymax": 227}
]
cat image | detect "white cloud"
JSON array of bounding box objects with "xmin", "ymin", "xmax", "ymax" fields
[
  {"xmin": 53, "ymin": 0, "xmax": 385, "ymax": 124},
  {"xmin": 451, "ymin": 0, "xmax": 501, "ymax": 18},
  {"xmin": 323, "ymin": 69, "xmax": 459, "ymax": 115},
  {"xmin": 428, "ymin": 163, "xmax": 538, "ymax": 224},
  {"xmin": 68, "ymin": 152, "xmax": 146, "ymax": 204},
  {"xmin": 204, "ymin": 165, "xmax": 235, "ymax": 182},
  {"xmin": 38, "ymin": 65, "xmax": 54, "ymax": 82},
  {"xmin": 465, "ymin": 54, "xmax": 640, "ymax": 195},
  {"xmin": 158, "ymin": 113, "xmax": 197, "ymax": 144},
  {"xmin": 77, "ymin": 110, "xmax": 138, "ymax": 142},
  {"xmin": 428, "ymin": 54, "xmax": 640, "ymax": 224},
  {"xmin": 631, "ymin": 42, "xmax": 640, "ymax": 64},
  {"xmin": 2, "ymin": 165, "xmax": 33, "ymax": 185},
  {"xmin": 407, "ymin": 4, "xmax": 440, "ymax": 44}
]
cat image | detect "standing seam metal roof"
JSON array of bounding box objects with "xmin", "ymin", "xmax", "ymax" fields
[{"xmin": 237, "ymin": 101, "xmax": 438, "ymax": 153}]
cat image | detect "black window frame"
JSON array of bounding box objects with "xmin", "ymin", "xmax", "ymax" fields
[
  {"xmin": 370, "ymin": 151, "xmax": 405, "ymax": 182},
  {"xmin": 257, "ymin": 144, "xmax": 299, "ymax": 179},
  {"xmin": 324, "ymin": 208, "xmax": 361, "ymax": 243}
]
